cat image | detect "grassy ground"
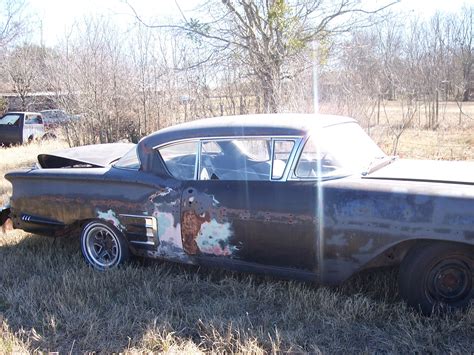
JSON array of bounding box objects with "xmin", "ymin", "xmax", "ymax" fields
[{"xmin": 1, "ymin": 129, "xmax": 473, "ymax": 353}]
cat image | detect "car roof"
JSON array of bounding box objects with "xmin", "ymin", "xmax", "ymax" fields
[
  {"xmin": 137, "ymin": 114, "xmax": 356, "ymax": 173},
  {"xmin": 4, "ymin": 111, "xmax": 42, "ymax": 115},
  {"xmin": 141, "ymin": 114, "xmax": 355, "ymax": 148}
]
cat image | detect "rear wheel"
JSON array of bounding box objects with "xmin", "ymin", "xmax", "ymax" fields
[
  {"xmin": 399, "ymin": 242, "xmax": 473, "ymax": 315},
  {"xmin": 42, "ymin": 132, "xmax": 57, "ymax": 140},
  {"xmin": 80, "ymin": 220, "xmax": 129, "ymax": 270}
]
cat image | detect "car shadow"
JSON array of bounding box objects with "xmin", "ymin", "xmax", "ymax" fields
[{"xmin": 0, "ymin": 232, "xmax": 406, "ymax": 353}]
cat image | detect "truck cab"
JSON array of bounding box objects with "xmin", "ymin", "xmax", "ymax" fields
[{"xmin": 0, "ymin": 112, "xmax": 45, "ymax": 145}]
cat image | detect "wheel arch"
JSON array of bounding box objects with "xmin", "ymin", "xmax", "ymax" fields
[{"xmin": 360, "ymin": 238, "xmax": 474, "ymax": 272}]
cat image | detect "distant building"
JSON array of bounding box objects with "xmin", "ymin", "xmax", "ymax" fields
[{"xmin": 0, "ymin": 91, "xmax": 63, "ymax": 112}]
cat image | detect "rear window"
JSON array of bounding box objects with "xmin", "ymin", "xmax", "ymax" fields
[{"xmin": 114, "ymin": 146, "xmax": 140, "ymax": 169}]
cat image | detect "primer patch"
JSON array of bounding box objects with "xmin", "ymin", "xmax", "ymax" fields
[
  {"xmin": 196, "ymin": 219, "xmax": 235, "ymax": 256},
  {"xmin": 97, "ymin": 209, "xmax": 124, "ymax": 230}
]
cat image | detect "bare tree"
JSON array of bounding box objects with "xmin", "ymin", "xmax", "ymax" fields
[
  {"xmin": 6, "ymin": 44, "xmax": 45, "ymax": 110},
  {"xmin": 129, "ymin": 0, "xmax": 397, "ymax": 113},
  {"xmin": 0, "ymin": 0, "xmax": 28, "ymax": 49}
]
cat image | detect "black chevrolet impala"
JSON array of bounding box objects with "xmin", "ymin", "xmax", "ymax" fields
[{"xmin": 1, "ymin": 114, "xmax": 473, "ymax": 314}]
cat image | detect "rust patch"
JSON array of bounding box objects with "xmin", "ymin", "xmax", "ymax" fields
[{"xmin": 181, "ymin": 210, "xmax": 210, "ymax": 255}]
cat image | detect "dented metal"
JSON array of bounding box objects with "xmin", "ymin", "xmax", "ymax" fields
[{"xmin": 1, "ymin": 114, "xmax": 474, "ymax": 287}]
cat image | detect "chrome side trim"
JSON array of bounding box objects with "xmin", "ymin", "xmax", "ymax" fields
[
  {"xmin": 119, "ymin": 213, "xmax": 149, "ymax": 218},
  {"xmin": 129, "ymin": 240, "xmax": 156, "ymax": 246},
  {"xmin": 119, "ymin": 214, "xmax": 158, "ymax": 245}
]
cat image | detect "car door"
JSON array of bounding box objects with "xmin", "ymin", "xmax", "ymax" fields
[
  {"xmin": 164, "ymin": 137, "xmax": 319, "ymax": 273},
  {"xmin": 24, "ymin": 114, "xmax": 44, "ymax": 141}
]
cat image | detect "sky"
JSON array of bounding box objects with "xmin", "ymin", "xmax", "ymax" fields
[{"xmin": 27, "ymin": 0, "xmax": 473, "ymax": 47}]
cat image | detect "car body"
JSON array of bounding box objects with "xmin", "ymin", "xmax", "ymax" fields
[
  {"xmin": 40, "ymin": 109, "xmax": 80, "ymax": 130},
  {"xmin": 1, "ymin": 114, "xmax": 473, "ymax": 314},
  {"xmin": 0, "ymin": 111, "xmax": 45, "ymax": 145}
]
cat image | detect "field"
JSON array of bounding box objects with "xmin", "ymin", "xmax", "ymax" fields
[{"xmin": 1, "ymin": 110, "xmax": 474, "ymax": 353}]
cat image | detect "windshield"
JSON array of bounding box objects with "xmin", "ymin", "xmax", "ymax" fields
[
  {"xmin": 0, "ymin": 113, "xmax": 22, "ymax": 126},
  {"xmin": 296, "ymin": 123, "xmax": 386, "ymax": 178}
]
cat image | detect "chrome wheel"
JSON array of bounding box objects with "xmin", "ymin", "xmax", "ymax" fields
[{"xmin": 81, "ymin": 222, "xmax": 123, "ymax": 269}]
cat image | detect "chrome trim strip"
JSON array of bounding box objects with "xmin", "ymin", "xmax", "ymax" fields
[
  {"xmin": 195, "ymin": 140, "xmax": 202, "ymax": 180},
  {"xmin": 129, "ymin": 240, "xmax": 156, "ymax": 246},
  {"xmin": 119, "ymin": 213, "xmax": 149, "ymax": 218},
  {"xmin": 269, "ymin": 139, "xmax": 275, "ymax": 181},
  {"xmin": 153, "ymin": 135, "xmax": 303, "ymax": 150}
]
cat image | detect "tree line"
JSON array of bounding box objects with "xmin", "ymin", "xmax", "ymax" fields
[{"xmin": 0, "ymin": 0, "xmax": 472, "ymax": 146}]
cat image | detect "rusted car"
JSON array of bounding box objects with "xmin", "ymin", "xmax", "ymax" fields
[{"xmin": 1, "ymin": 114, "xmax": 472, "ymax": 314}]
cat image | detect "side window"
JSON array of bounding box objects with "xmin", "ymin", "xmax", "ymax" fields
[
  {"xmin": 272, "ymin": 140, "xmax": 295, "ymax": 179},
  {"xmin": 159, "ymin": 141, "xmax": 198, "ymax": 180},
  {"xmin": 26, "ymin": 115, "xmax": 42, "ymax": 124},
  {"xmin": 199, "ymin": 139, "xmax": 271, "ymax": 181}
]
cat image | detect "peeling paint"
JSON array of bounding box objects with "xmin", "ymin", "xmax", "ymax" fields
[
  {"xmin": 97, "ymin": 209, "xmax": 124, "ymax": 230},
  {"xmin": 154, "ymin": 211, "xmax": 183, "ymax": 253},
  {"xmin": 197, "ymin": 219, "xmax": 235, "ymax": 256},
  {"xmin": 148, "ymin": 187, "xmax": 174, "ymax": 202}
]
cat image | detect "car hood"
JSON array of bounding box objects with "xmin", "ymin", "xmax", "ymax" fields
[
  {"xmin": 364, "ymin": 159, "xmax": 474, "ymax": 185},
  {"xmin": 37, "ymin": 143, "xmax": 134, "ymax": 168}
]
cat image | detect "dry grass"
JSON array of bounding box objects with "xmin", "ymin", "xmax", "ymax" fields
[{"xmin": 0, "ymin": 131, "xmax": 473, "ymax": 353}]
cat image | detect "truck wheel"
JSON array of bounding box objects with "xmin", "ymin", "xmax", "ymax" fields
[
  {"xmin": 80, "ymin": 220, "xmax": 129, "ymax": 270},
  {"xmin": 399, "ymin": 242, "xmax": 473, "ymax": 315},
  {"xmin": 42, "ymin": 132, "xmax": 57, "ymax": 140}
]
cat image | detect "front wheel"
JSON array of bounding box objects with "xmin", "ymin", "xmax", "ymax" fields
[
  {"xmin": 80, "ymin": 220, "xmax": 129, "ymax": 270},
  {"xmin": 399, "ymin": 242, "xmax": 473, "ymax": 315}
]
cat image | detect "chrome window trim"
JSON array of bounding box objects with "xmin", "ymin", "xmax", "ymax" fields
[
  {"xmin": 270, "ymin": 139, "xmax": 276, "ymax": 180},
  {"xmin": 153, "ymin": 135, "xmax": 303, "ymax": 150},
  {"xmin": 270, "ymin": 138, "xmax": 300, "ymax": 182},
  {"xmin": 156, "ymin": 140, "xmax": 199, "ymax": 181},
  {"xmin": 195, "ymin": 140, "xmax": 202, "ymax": 180}
]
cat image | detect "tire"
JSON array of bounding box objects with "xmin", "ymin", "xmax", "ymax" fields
[
  {"xmin": 399, "ymin": 242, "xmax": 473, "ymax": 315},
  {"xmin": 42, "ymin": 132, "xmax": 57, "ymax": 140},
  {"xmin": 80, "ymin": 220, "xmax": 129, "ymax": 270}
]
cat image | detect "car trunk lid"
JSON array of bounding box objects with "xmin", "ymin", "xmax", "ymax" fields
[{"xmin": 37, "ymin": 143, "xmax": 135, "ymax": 168}]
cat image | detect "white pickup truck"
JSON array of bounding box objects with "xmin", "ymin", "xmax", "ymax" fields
[{"xmin": 0, "ymin": 111, "xmax": 45, "ymax": 145}]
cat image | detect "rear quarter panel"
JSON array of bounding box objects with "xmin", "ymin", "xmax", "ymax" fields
[{"xmin": 5, "ymin": 167, "xmax": 181, "ymax": 237}]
